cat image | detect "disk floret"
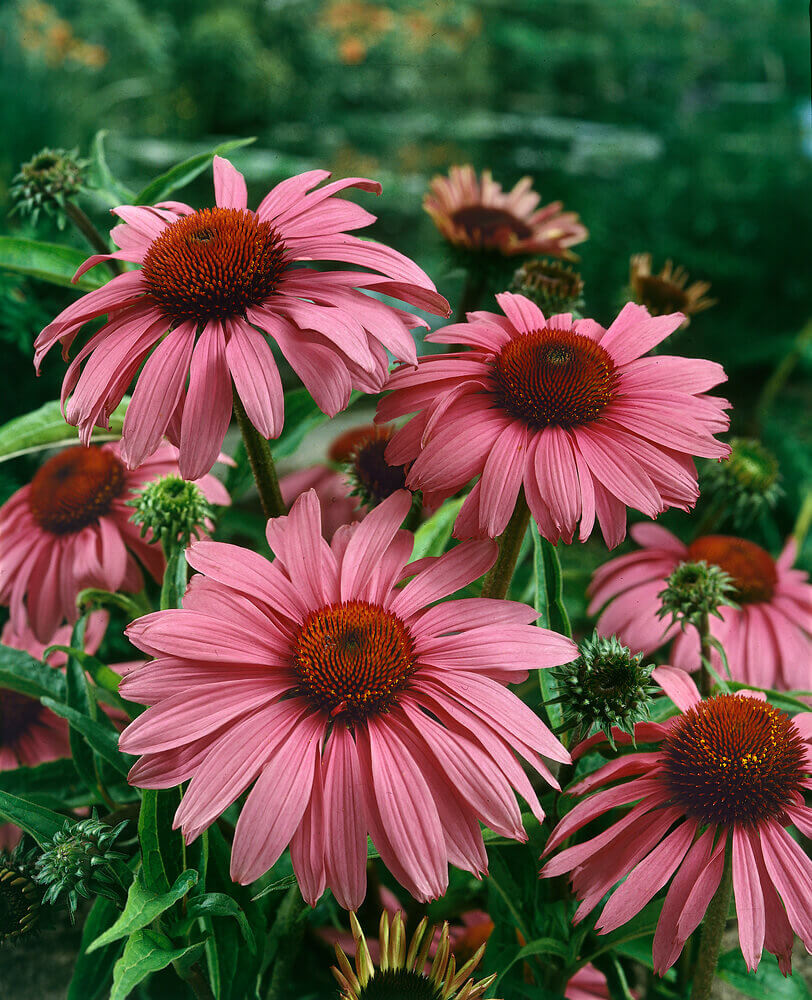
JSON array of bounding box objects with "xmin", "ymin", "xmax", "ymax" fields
[
  {"xmin": 658, "ymin": 560, "xmax": 738, "ymax": 631},
  {"xmin": 509, "ymin": 258, "xmax": 585, "ymax": 315},
  {"xmin": 10, "ymin": 147, "xmax": 87, "ymax": 228},
  {"xmin": 129, "ymin": 474, "xmax": 214, "ymax": 551},
  {"xmin": 34, "ymin": 815, "xmax": 128, "ymax": 919},
  {"xmin": 332, "ymin": 911, "xmax": 497, "ymax": 1000},
  {"xmin": 552, "ymin": 632, "xmax": 656, "ymax": 746},
  {"xmin": 0, "ymin": 849, "xmax": 42, "ymax": 945}
]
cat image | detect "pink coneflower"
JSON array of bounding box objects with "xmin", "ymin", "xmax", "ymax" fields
[
  {"xmin": 541, "ymin": 667, "xmax": 812, "ymax": 974},
  {"xmin": 119, "ymin": 489, "xmax": 576, "ymax": 907},
  {"xmin": 589, "ymin": 526, "xmax": 812, "ymax": 690},
  {"xmin": 425, "ymin": 166, "xmax": 587, "ymax": 258},
  {"xmin": 34, "ymin": 157, "xmax": 449, "ymax": 480},
  {"xmin": 0, "ymin": 442, "xmax": 228, "ymax": 642},
  {"xmin": 378, "ymin": 294, "xmax": 730, "ymax": 545}
]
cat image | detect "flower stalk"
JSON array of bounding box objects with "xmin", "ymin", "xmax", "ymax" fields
[
  {"xmin": 480, "ymin": 490, "xmax": 531, "ymax": 599},
  {"xmin": 232, "ymin": 388, "xmax": 286, "ymax": 520},
  {"xmin": 64, "ymin": 202, "xmax": 122, "ymax": 275},
  {"xmin": 690, "ymin": 846, "xmax": 733, "ymax": 1000}
]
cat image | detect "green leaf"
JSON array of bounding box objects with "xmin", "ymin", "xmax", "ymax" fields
[
  {"xmin": 716, "ymin": 949, "xmax": 811, "ymax": 1000},
  {"xmin": 110, "ymin": 928, "xmax": 205, "ymax": 1000},
  {"xmin": 0, "ymin": 789, "xmax": 66, "ymax": 843},
  {"xmin": 68, "ymin": 894, "xmax": 126, "ymax": 1000},
  {"xmin": 410, "ymin": 497, "xmax": 465, "ymax": 561},
  {"xmin": 89, "ymin": 130, "xmax": 135, "ymax": 206},
  {"xmin": 271, "ymin": 387, "xmax": 348, "ymax": 460},
  {"xmin": 173, "ymin": 893, "xmax": 256, "ymax": 953},
  {"xmin": 0, "ymin": 397, "xmax": 129, "ymax": 464},
  {"xmin": 135, "ymin": 137, "xmax": 256, "ymax": 205},
  {"xmin": 0, "ymin": 236, "xmax": 108, "ymax": 291},
  {"xmin": 42, "ymin": 697, "xmax": 132, "ymax": 777},
  {"xmin": 0, "ymin": 759, "xmax": 80, "ymax": 799},
  {"xmin": 63, "ymin": 615, "xmax": 101, "ymax": 795},
  {"xmin": 581, "ymin": 898, "xmax": 664, "ymax": 964},
  {"xmin": 493, "ymin": 937, "xmax": 570, "ymax": 988},
  {"xmin": 0, "ymin": 644, "xmax": 66, "ymax": 700},
  {"xmin": 88, "ymin": 869, "xmax": 199, "ymax": 953},
  {"xmin": 139, "ymin": 788, "xmax": 185, "ymax": 894},
  {"xmin": 44, "ymin": 644, "xmax": 125, "ymax": 696}
]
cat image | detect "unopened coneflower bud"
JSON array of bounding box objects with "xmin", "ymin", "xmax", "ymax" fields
[
  {"xmin": 0, "ymin": 850, "xmax": 42, "ymax": 944},
  {"xmin": 658, "ymin": 560, "xmax": 738, "ymax": 632},
  {"xmin": 332, "ymin": 910, "xmax": 498, "ymax": 1000},
  {"xmin": 129, "ymin": 474, "xmax": 214, "ymax": 552},
  {"xmin": 510, "ymin": 258, "xmax": 585, "ymax": 315},
  {"xmin": 551, "ymin": 632, "xmax": 656, "ymax": 747},
  {"xmin": 10, "ymin": 148, "xmax": 86, "ymax": 229},
  {"xmin": 700, "ymin": 438, "xmax": 782, "ymax": 529},
  {"xmin": 34, "ymin": 814, "xmax": 128, "ymax": 921}
]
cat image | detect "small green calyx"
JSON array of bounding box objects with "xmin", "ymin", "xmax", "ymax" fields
[
  {"xmin": 658, "ymin": 560, "xmax": 738, "ymax": 631},
  {"xmin": 552, "ymin": 632, "xmax": 656, "ymax": 747},
  {"xmin": 509, "ymin": 258, "xmax": 585, "ymax": 315},
  {"xmin": 10, "ymin": 147, "xmax": 87, "ymax": 228},
  {"xmin": 34, "ymin": 814, "xmax": 128, "ymax": 920},
  {"xmin": 129, "ymin": 474, "xmax": 214, "ymax": 552},
  {"xmin": 0, "ymin": 851, "xmax": 42, "ymax": 945},
  {"xmin": 701, "ymin": 438, "xmax": 782, "ymax": 529}
]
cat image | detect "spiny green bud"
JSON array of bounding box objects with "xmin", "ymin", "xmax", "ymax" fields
[
  {"xmin": 10, "ymin": 148, "xmax": 87, "ymax": 229},
  {"xmin": 509, "ymin": 258, "xmax": 585, "ymax": 315},
  {"xmin": 658, "ymin": 561, "xmax": 738, "ymax": 631},
  {"xmin": 34, "ymin": 815, "xmax": 128, "ymax": 921},
  {"xmin": 701, "ymin": 438, "xmax": 782, "ymax": 530},
  {"xmin": 128, "ymin": 474, "xmax": 214, "ymax": 552},
  {"xmin": 0, "ymin": 850, "xmax": 42, "ymax": 945},
  {"xmin": 551, "ymin": 632, "xmax": 657, "ymax": 748}
]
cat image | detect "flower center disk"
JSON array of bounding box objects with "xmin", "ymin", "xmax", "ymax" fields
[
  {"xmin": 660, "ymin": 695, "xmax": 807, "ymax": 827},
  {"xmin": 293, "ymin": 600, "xmax": 416, "ymax": 720},
  {"xmin": 450, "ymin": 205, "xmax": 533, "ymax": 246},
  {"xmin": 141, "ymin": 207, "xmax": 287, "ymax": 323},
  {"xmin": 635, "ymin": 274, "xmax": 689, "ymax": 315},
  {"xmin": 493, "ymin": 328, "xmax": 615, "ymax": 428},
  {"xmin": 29, "ymin": 445, "xmax": 126, "ymax": 534},
  {"xmin": 687, "ymin": 535, "xmax": 777, "ymax": 603},
  {"xmin": 0, "ymin": 690, "xmax": 45, "ymax": 748},
  {"xmin": 357, "ymin": 969, "xmax": 443, "ymax": 1000}
]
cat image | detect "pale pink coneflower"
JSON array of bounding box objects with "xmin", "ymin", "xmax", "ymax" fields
[
  {"xmin": 540, "ymin": 666, "xmax": 812, "ymax": 974},
  {"xmin": 0, "ymin": 442, "xmax": 228, "ymax": 642},
  {"xmin": 589, "ymin": 526, "xmax": 812, "ymax": 691},
  {"xmin": 378, "ymin": 294, "xmax": 730, "ymax": 545},
  {"xmin": 425, "ymin": 165, "xmax": 587, "ymax": 259},
  {"xmin": 118, "ymin": 489, "xmax": 577, "ymax": 907},
  {"xmin": 34, "ymin": 157, "xmax": 450, "ymax": 480}
]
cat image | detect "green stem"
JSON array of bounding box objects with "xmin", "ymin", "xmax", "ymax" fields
[
  {"xmin": 455, "ymin": 267, "xmax": 488, "ymax": 323},
  {"xmin": 690, "ymin": 845, "xmax": 732, "ymax": 1000},
  {"xmin": 232, "ymin": 388, "xmax": 286, "ymax": 519},
  {"xmin": 755, "ymin": 320, "xmax": 812, "ymax": 433},
  {"xmin": 264, "ymin": 886, "xmax": 309, "ymax": 1000},
  {"xmin": 481, "ymin": 491, "xmax": 532, "ymax": 599},
  {"xmin": 179, "ymin": 962, "xmax": 215, "ymax": 1000},
  {"xmin": 64, "ymin": 202, "xmax": 122, "ymax": 276},
  {"xmin": 698, "ymin": 611, "xmax": 713, "ymax": 698}
]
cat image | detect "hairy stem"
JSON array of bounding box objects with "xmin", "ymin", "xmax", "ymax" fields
[
  {"xmin": 698, "ymin": 611, "xmax": 713, "ymax": 698},
  {"xmin": 480, "ymin": 491, "xmax": 531, "ymax": 599},
  {"xmin": 232, "ymin": 388, "xmax": 286, "ymax": 519},
  {"xmin": 690, "ymin": 845, "xmax": 732, "ymax": 1000},
  {"xmin": 64, "ymin": 202, "xmax": 121, "ymax": 276}
]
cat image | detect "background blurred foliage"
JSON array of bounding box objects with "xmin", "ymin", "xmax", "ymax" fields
[{"xmin": 0, "ymin": 0, "xmax": 809, "ymax": 565}]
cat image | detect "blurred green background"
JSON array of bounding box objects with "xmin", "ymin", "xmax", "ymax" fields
[{"xmin": 0, "ymin": 0, "xmax": 809, "ymax": 559}]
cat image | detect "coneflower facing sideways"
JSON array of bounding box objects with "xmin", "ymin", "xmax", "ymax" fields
[
  {"xmin": 35, "ymin": 156, "xmax": 449, "ymax": 480},
  {"xmin": 119, "ymin": 489, "xmax": 577, "ymax": 908},
  {"xmin": 378, "ymin": 293, "xmax": 730, "ymax": 545},
  {"xmin": 541, "ymin": 666, "xmax": 812, "ymax": 974}
]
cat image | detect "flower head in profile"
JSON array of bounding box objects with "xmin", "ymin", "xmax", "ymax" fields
[
  {"xmin": 332, "ymin": 910, "xmax": 497, "ymax": 1000},
  {"xmin": 629, "ymin": 254, "xmax": 715, "ymax": 327},
  {"xmin": 541, "ymin": 667, "xmax": 812, "ymax": 975},
  {"xmin": 35, "ymin": 156, "xmax": 449, "ymax": 480},
  {"xmin": 0, "ymin": 442, "xmax": 228, "ymax": 641},
  {"xmin": 425, "ymin": 166, "xmax": 587, "ymax": 259},
  {"xmin": 119, "ymin": 490, "xmax": 576, "ymax": 907},
  {"xmin": 589, "ymin": 526, "xmax": 811, "ymax": 690},
  {"xmin": 378, "ymin": 294, "xmax": 730, "ymax": 545}
]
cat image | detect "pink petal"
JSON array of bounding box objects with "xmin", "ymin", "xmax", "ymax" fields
[
  {"xmin": 732, "ymin": 825, "xmax": 765, "ymax": 970},
  {"xmin": 212, "ymin": 156, "xmax": 248, "ymax": 210},
  {"xmin": 180, "ymin": 320, "xmax": 233, "ymax": 480},
  {"xmin": 651, "ymin": 666, "xmax": 702, "ymax": 713},
  {"xmin": 389, "ymin": 540, "xmax": 497, "ymax": 620},
  {"xmin": 225, "ymin": 317, "xmax": 283, "ymax": 439},
  {"xmin": 322, "ymin": 726, "xmax": 368, "ymax": 910}
]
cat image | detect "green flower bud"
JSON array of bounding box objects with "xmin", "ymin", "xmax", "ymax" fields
[
  {"xmin": 34, "ymin": 815, "xmax": 128, "ymax": 921},
  {"xmin": 658, "ymin": 561, "xmax": 738, "ymax": 632},
  {"xmin": 509, "ymin": 258, "xmax": 585, "ymax": 315},
  {"xmin": 10, "ymin": 148, "xmax": 87, "ymax": 229},
  {"xmin": 129, "ymin": 474, "xmax": 214, "ymax": 553},
  {"xmin": 551, "ymin": 632, "xmax": 657, "ymax": 747},
  {"xmin": 701, "ymin": 438, "xmax": 782, "ymax": 530}
]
